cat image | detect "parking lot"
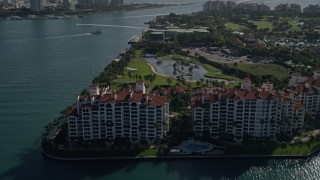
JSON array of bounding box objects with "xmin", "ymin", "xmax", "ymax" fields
[{"xmin": 186, "ymin": 47, "xmax": 249, "ymax": 64}]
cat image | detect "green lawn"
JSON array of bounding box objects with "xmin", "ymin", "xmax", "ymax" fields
[
  {"xmin": 111, "ymin": 51, "xmax": 196, "ymax": 90},
  {"xmin": 227, "ymin": 63, "xmax": 291, "ymax": 79},
  {"xmin": 272, "ymin": 140, "xmax": 320, "ymax": 155},
  {"xmin": 248, "ymin": 20, "xmax": 273, "ymax": 30},
  {"xmin": 281, "ymin": 17, "xmax": 302, "ymax": 31},
  {"xmin": 137, "ymin": 147, "xmax": 159, "ymax": 157},
  {"xmin": 225, "ymin": 22, "xmax": 247, "ymax": 31}
]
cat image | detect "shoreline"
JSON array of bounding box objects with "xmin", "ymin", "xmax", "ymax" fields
[
  {"xmin": 41, "ymin": 144, "xmax": 320, "ymax": 161},
  {"xmin": 0, "ymin": 3, "xmax": 197, "ymax": 21}
]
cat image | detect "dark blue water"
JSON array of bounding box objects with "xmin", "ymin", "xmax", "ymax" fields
[
  {"xmin": 146, "ymin": 57, "xmax": 210, "ymax": 81},
  {"xmin": 1, "ymin": 1, "xmax": 320, "ymax": 180}
]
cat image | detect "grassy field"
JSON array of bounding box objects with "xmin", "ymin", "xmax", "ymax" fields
[
  {"xmin": 111, "ymin": 51, "xmax": 196, "ymax": 90},
  {"xmin": 248, "ymin": 20, "xmax": 273, "ymax": 30},
  {"xmin": 226, "ymin": 16, "xmax": 304, "ymax": 32},
  {"xmin": 227, "ymin": 63, "xmax": 291, "ymax": 79},
  {"xmin": 281, "ymin": 17, "xmax": 302, "ymax": 31},
  {"xmin": 137, "ymin": 147, "xmax": 159, "ymax": 157},
  {"xmin": 112, "ymin": 52, "xmax": 242, "ymax": 90},
  {"xmin": 225, "ymin": 22, "xmax": 247, "ymax": 31},
  {"xmin": 272, "ymin": 138, "xmax": 320, "ymax": 155}
]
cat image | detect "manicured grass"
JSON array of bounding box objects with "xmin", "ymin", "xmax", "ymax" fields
[
  {"xmin": 248, "ymin": 20, "xmax": 273, "ymax": 30},
  {"xmin": 281, "ymin": 17, "xmax": 303, "ymax": 31},
  {"xmin": 272, "ymin": 140, "xmax": 320, "ymax": 155},
  {"xmin": 111, "ymin": 51, "xmax": 196, "ymax": 90},
  {"xmin": 227, "ymin": 63, "xmax": 291, "ymax": 79},
  {"xmin": 225, "ymin": 22, "xmax": 247, "ymax": 31},
  {"xmin": 137, "ymin": 147, "xmax": 159, "ymax": 157},
  {"xmin": 160, "ymin": 54, "xmax": 239, "ymax": 81},
  {"xmin": 228, "ymin": 138, "xmax": 320, "ymax": 156}
]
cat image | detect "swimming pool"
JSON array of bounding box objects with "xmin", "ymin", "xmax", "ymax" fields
[{"xmin": 185, "ymin": 143, "xmax": 210, "ymax": 153}]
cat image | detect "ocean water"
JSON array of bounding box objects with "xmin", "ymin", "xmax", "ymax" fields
[{"xmin": 0, "ymin": 1, "xmax": 320, "ymax": 179}]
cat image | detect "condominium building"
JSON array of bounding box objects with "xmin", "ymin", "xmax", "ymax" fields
[
  {"xmin": 203, "ymin": 0, "xmax": 235, "ymax": 12},
  {"xmin": 30, "ymin": 0, "xmax": 44, "ymax": 13},
  {"xmin": 77, "ymin": 0, "xmax": 109, "ymax": 9},
  {"xmin": 274, "ymin": 3, "xmax": 301, "ymax": 13},
  {"xmin": 109, "ymin": 0, "xmax": 123, "ymax": 7},
  {"xmin": 286, "ymin": 70, "xmax": 320, "ymax": 115},
  {"xmin": 67, "ymin": 81, "xmax": 169, "ymax": 143},
  {"xmin": 63, "ymin": 0, "xmax": 75, "ymax": 11},
  {"xmin": 303, "ymin": 4, "xmax": 320, "ymax": 14},
  {"xmin": 236, "ymin": 2, "xmax": 270, "ymax": 12},
  {"xmin": 191, "ymin": 80, "xmax": 305, "ymax": 142}
]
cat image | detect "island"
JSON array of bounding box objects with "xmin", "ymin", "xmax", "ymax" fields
[
  {"xmin": 42, "ymin": 1, "xmax": 320, "ymax": 160},
  {"xmin": 0, "ymin": 2, "xmax": 192, "ymax": 20}
]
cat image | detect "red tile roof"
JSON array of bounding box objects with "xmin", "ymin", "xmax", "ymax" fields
[
  {"xmin": 306, "ymin": 77, "xmax": 320, "ymax": 88},
  {"xmin": 294, "ymin": 102, "xmax": 304, "ymax": 110},
  {"xmin": 288, "ymin": 84, "xmax": 316, "ymax": 94},
  {"xmin": 95, "ymin": 90, "xmax": 167, "ymax": 106},
  {"xmin": 65, "ymin": 104, "xmax": 77, "ymax": 116},
  {"xmin": 82, "ymin": 103, "xmax": 93, "ymax": 109},
  {"xmin": 191, "ymin": 89, "xmax": 282, "ymax": 107}
]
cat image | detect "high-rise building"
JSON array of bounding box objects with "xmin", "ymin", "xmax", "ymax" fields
[
  {"xmin": 274, "ymin": 3, "xmax": 301, "ymax": 13},
  {"xmin": 63, "ymin": 0, "xmax": 75, "ymax": 11},
  {"xmin": 303, "ymin": 4, "xmax": 320, "ymax": 14},
  {"xmin": 191, "ymin": 87, "xmax": 305, "ymax": 142},
  {"xmin": 30, "ymin": 0, "xmax": 44, "ymax": 13},
  {"xmin": 67, "ymin": 81, "xmax": 170, "ymax": 143},
  {"xmin": 94, "ymin": 0, "xmax": 109, "ymax": 8},
  {"xmin": 110, "ymin": 0, "xmax": 123, "ymax": 7},
  {"xmin": 203, "ymin": 0, "xmax": 235, "ymax": 12},
  {"xmin": 286, "ymin": 70, "xmax": 320, "ymax": 115},
  {"xmin": 77, "ymin": 0, "xmax": 109, "ymax": 9}
]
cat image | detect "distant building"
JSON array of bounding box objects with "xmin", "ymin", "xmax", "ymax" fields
[
  {"xmin": 63, "ymin": 0, "xmax": 75, "ymax": 11},
  {"xmin": 94, "ymin": 0, "xmax": 109, "ymax": 8},
  {"xmin": 290, "ymin": 4, "xmax": 302, "ymax": 13},
  {"xmin": 30, "ymin": 0, "xmax": 44, "ymax": 13},
  {"xmin": 274, "ymin": 3, "xmax": 287, "ymax": 12},
  {"xmin": 77, "ymin": 0, "xmax": 94, "ymax": 8},
  {"xmin": 77, "ymin": 0, "xmax": 110, "ymax": 9},
  {"xmin": 303, "ymin": 4, "xmax": 320, "ymax": 15},
  {"xmin": 109, "ymin": 0, "xmax": 123, "ymax": 7},
  {"xmin": 166, "ymin": 28, "xmax": 210, "ymax": 39},
  {"xmin": 274, "ymin": 3, "xmax": 301, "ymax": 13},
  {"xmin": 236, "ymin": 2, "xmax": 270, "ymax": 12},
  {"xmin": 256, "ymin": 3, "xmax": 270, "ymax": 12},
  {"xmin": 203, "ymin": 0, "xmax": 235, "ymax": 12}
]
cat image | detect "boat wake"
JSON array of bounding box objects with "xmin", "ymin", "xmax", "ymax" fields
[
  {"xmin": 76, "ymin": 24, "xmax": 144, "ymax": 29},
  {"xmin": 45, "ymin": 33, "xmax": 92, "ymax": 39},
  {"xmin": 122, "ymin": 14, "xmax": 168, "ymax": 18}
]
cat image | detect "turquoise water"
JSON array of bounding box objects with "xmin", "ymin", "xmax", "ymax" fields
[{"xmin": 1, "ymin": 1, "xmax": 320, "ymax": 180}]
